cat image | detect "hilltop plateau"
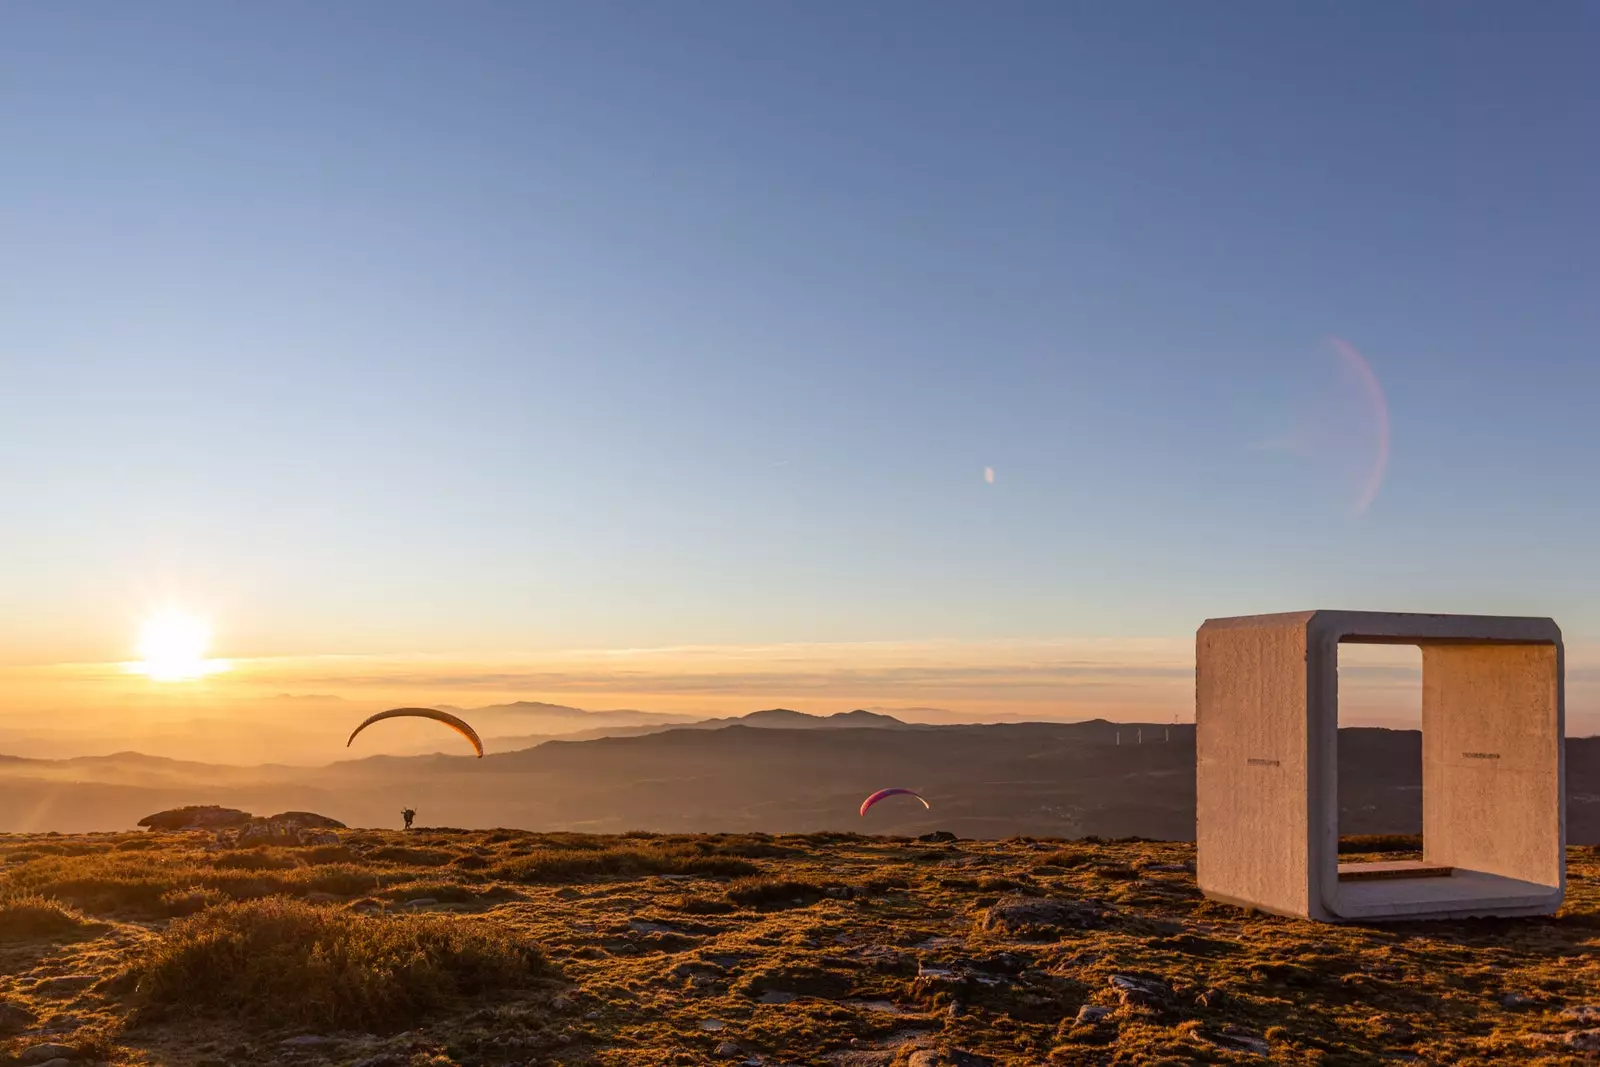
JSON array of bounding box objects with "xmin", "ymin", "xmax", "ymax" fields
[{"xmin": 2, "ymin": 829, "xmax": 1598, "ymax": 1065}]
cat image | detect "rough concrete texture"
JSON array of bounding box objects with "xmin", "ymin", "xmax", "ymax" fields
[{"xmin": 1196, "ymin": 610, "xmax": 1565, "ymax": 922}]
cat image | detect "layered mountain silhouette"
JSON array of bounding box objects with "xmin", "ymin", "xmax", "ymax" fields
[{"xmin": 2, "ymin": 712, "xmax": 1596, "ymax": 841}]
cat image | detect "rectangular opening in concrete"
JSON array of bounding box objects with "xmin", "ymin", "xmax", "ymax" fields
[{"xmin": 1335, "ymin": 642, "xmax": 1430, "ymax": 878}]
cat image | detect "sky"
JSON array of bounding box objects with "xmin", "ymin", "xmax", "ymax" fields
[{"xmin": 2, "ymin": 3, "xmax": 1597, "ymax": 752}]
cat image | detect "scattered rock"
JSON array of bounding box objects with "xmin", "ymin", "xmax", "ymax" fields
[
  {"xmin": 715, "ymin": 1040, "xmax": 741, "ymax": 1056},
  {"xmin": 907, "ymin": 1051, "xmax": 995, "ymax": 1067},
  {"xmin": 19, "ymin": 1045, "xmax": 78, "ymax": 1065},
  {"xmin": 280, "ymin": 1035, "xmax": 332, "ymax": 1047},
  {"xmin": 265, "ymin": 811, "xmax": 346, "ymax": 829},
  {"xmin": 1501, "ymin": 993, "xmax": 1541, "ymax": 1010},
  {"xmin": 700, "ymin": 1019, "xmax": 726, "ymax": 1031},
  {"xmin": 1075, "ymin": 1004, "xmax": 1112, "ymax": 1024},
  {"xmin": 1566, "ymin": 1030, "xmax": 1600, "ymax": 1052},
  {"xmin": 29, "ymin": 975, "xmax": 94, "ymax": 996},
  {"xmin": 1561, "ymin": 1005, "xmax": 1600, "ymax": 1024},
  {"xmin": 1194, "ymin": 986, "xmax": 1227, "ymax": 1009},
  {"xmin": 230, "ymin": 815, "xmax": 342, "ymax": 847},
  {"xmin": 404, "ymin": 898, "xmax": 438, "ymax": 908},
  {"xmin": 0, "ymin": 1001, "xmax": 37, "ymax": 1033},
  {"xmin": 1108, "ymin": 974, "xmax": 1172, "ymax": 1009},
  {"xmin": 628, "ymin": 919, "xmax": 680, "ymax": 934},
  {"xmin": 978, "ymin": 895, "xmax": 1114, "ymax": 937},
  {"xmin": 1197, "ymin": 1027, "xmax": 1270, "ymax": 1056},
  {"xmin": 551, "ymin": 995, "xmax": 574, "ymax": 1012},
  {"xmin": 137, "ymin": 805, "xmax": 252, "ymax": 831},
  {"xmin": 918, "ymin": 831, "xmax": 959, "ymax": 843}
]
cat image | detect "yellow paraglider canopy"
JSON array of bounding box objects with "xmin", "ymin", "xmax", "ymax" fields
[{"xmin": 346, "ymin": 707, "xmax": 485, "ymax": 758}]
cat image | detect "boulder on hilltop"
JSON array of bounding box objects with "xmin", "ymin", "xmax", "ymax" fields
[
  {"xmin": 265, "ymin": 811, "xmax": 346, "ymax": 829},
  {"xmin": 136, "ymin": 805, "xmax": 253, "ymax": 831},
  {"xmin": 136, "ymin": 806, "xmax": 344, "ymax": 845}
]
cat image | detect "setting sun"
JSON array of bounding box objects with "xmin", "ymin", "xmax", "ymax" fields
[{"xmin": 130, "ymin": 611, "xmax": 230, "ymax": 681}]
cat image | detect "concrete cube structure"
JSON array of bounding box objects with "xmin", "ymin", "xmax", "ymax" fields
[{"xmin": 1196, "ymin": 610, "xmax": 1564, "ymax": 921}]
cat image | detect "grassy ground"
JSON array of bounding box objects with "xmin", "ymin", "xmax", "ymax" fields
[{"xmin": 0, "ymin": 829, "xmax": 1597, "ymax": 1065}]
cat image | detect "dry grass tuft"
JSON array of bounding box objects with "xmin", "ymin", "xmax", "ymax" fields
[
  {"xmin": 494, "ymin": 844, "xmax": 756, "ymax": 883},
  {"xmin": 129, "ymin": 897, "xmax": 552, "ymax": 1029},
  {"xmin": 725, "ymin": 876, "xmax": 825, "ymax": 908},
  {"xmin": 1339, "ymin": 833, "xmax": 1423, "ymax": 854},
  {"xmin": 0, "ymin": 891, "xmax": 99, "ymax": 940}
]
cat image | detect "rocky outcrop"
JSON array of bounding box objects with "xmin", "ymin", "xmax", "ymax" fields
[
  {"xmin": 138, "ymin": 806, "xmax": 342, "ymax": 845},
  {"xmin": 227, "ymin": 815, "xmax": 342, "ymax": 847},
  {"xmin": 136, "ymin": 806, "xmax": 252, "ymax": 831},
  {"xmin": 265, "ymin": 811, "xmax": 346, "ymax": 829}
]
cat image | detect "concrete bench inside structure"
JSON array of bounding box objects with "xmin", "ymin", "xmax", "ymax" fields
[{"xmin": 1196, "ymin": 610, "xmax": 1564, "ymax": 922}]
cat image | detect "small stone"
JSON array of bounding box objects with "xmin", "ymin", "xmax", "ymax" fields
[
  {"xmin": 1076, "ymin": 1004, "xmax": 1112, "ymax": 1024},
  {"xmin": 0, "ymin": 1001, "xmax": 37, "ymax": 1032},
  {"xmin": 1108, "ymin": 974, "xmax": 1172, "ymax": 1008},
  {"xmin": 908, "ymin": 1051, "xmax": 994, "ymax": 1067},
  {"xmin": 584, "ymin": 1011, "xmax": 601, "ymax": 1020},
  {"xmin": 551, "ymin": 995, "xmax": 574, "ymax": 1012},
  {"xmin": 1501, "ymin": 993, "xmax": 1540, "ymax": 1009},
  {"xmin": 280, "ymin": 1035, "xmax": 331, "ymax": 1047},
  {"xmin": 30, "ymin": 975, "xmax": 94, "ymax": 996},
  {"xmin": 715, "ymin": 1040, "xmax": 741, "ymax": 1056},
  {"xmin": 20, "ymin": 1046, "xmax": 78, "ymax": 1065},
  {"xmin": 1200, "ymin": 1027, "xmax": 1270, "ymax": 1056},
  {"xmin": 979, "ymin": 895, "xmax": 1114, "ymax": 937},
  {"xmin": 404, "ymin": 897, "xmax": 437, "ymax": 908},
  {"xmin": 1567, "ymin": 1030, "xmax": 1600, "ymax": 1052},
  {"xmin": 699, "ymin": 1019, "xmax": 725, "ymax": 1031}
]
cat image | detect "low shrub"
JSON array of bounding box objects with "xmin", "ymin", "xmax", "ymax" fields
[
  {"xmin": 1032, "ymin": 850, "xmax": 1089, "ymax": 870},
  {"xmin": 495, "ymin": 846, "xmax": 755, "ymax": 884},
  {"xmin": 0, "ymin": 892, "xmax": 99, "ymax": 940},
  {"xmin": 368, "ymin": 846, "xmax": 455, "ymax": 867},
  {"xmin": 212, "ymin": 849, "xmax": 300, "ymax": 872},
  {"xmin": 725, "ymin": 877, "xmax": 825, "ymax": 908},
  {"xmin": 130, "ymin": 897, "xmax": 552, "ymax": 1029}
]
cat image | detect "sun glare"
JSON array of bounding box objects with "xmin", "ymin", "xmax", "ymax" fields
[{"xmin": 130, "ymin": 611, "xmax": 230, "ymax": 681}]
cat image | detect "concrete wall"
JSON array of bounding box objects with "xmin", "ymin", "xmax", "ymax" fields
[
  {"xmin": 1196, "ymin": 612, "xmax": 1317, "ymax": 918},
  {"xmin": 1422, "ymin": 643, "xmax": 1563, "ymax": 888}
]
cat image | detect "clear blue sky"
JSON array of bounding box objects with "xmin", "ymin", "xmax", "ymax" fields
[{"xmin": 3, "ymin": 2, "xmax": 1596, "ymax": 663}]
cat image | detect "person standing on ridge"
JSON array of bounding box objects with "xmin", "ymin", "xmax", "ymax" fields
[{"xmin": 401, "ymin": 807, "xmax": 416, "ymax": 830}]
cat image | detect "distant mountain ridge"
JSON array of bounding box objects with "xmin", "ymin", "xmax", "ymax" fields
[{"xmin": 453, "ymin": 705, "xmax": 918, "ymax": 753}]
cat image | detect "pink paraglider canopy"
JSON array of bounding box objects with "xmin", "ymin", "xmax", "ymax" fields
[{"xmin": 860, "ymin": 787, "xmax": 930, "ymax": 816}]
